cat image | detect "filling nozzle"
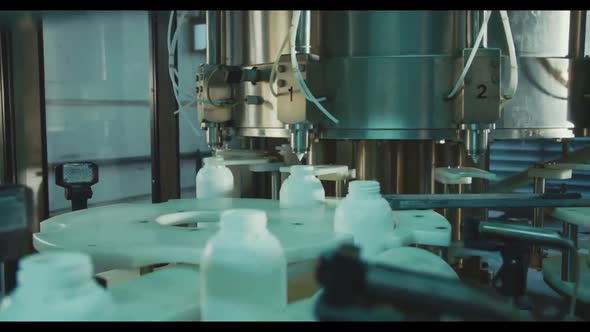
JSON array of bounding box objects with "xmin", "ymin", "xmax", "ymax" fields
[
  {"xmin": 461, "ymin": 124, "xmax": 494, "ymax": 164},
  {"xmin": 288, "ymin": 122, "xmax": 313, "ymax": 162},
  {"xmin": 201, "ymin": 121, "xmax": 225, "ymax": 150}
]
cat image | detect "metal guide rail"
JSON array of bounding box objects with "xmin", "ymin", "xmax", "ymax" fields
[{"xmin": 384, "ymin": 193, "xmax": 590, "ymax": 210}]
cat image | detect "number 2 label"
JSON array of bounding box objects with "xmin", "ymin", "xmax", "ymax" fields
[{"xmin": 477, "ymin": 84, "xmax": 487, "ymax": 99}]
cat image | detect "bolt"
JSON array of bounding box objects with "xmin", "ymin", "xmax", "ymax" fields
[
  {"xmin": 277, "ymin": 79, "xmax": 287, "ymax": 88},
  {"xmin": 277, "ymin": 65, "xmax": 286, "ymax": 73}
]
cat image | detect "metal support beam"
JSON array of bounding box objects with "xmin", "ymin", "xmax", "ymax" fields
[
  {"xmin": 0, "ymin": 26, "xmax": 15, "ymax": 185},
  {"xmin": 0, "ymin": 13, "xmax": 48, "ymax": 294},
  {"xmin": 270, "ymin": 171, "xmax": 279, "ymax": 200},
  {"xmin": 206, "ymin": 11, "xmax": 222, "ymax": 65},
  {"xmin": 530, "ymin": 177, "xmax": 547, "ymax": 270},
  {"xmin": 561, "ymin": 223, "xmax": 579, "ymax": 282},
  {"xmin": 149, "ymin": 11, "xmax": 180, "ymax": 203},
  {"xmin": 0, "ymin": 261, "xmax": 4, "ymax": 299},
  {"xmin": 0, "ymin": 13, "xmax": 48, "ymax": 227},
  {"xmin": 569, "ymin": 10, "xmax": 586, "ymax": 59}
]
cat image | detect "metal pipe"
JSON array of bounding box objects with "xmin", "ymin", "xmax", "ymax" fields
[
  {"xmin": 531, "ymin": 176, "xmax": 546, "ymax": 270},
  {"xmin": 386, "ymin": 192, "xmax": 588, "ymax": 210},
  {"xmin": 568, "ymin": 224, "xmax": 579, "ymax": 282},
  {"xmin": 479, "ymin": 222, "xmax": 574, "ymax": 250},
  {"xmin": 206, "ymin": 11, "xmax": 222, "ymax": 64},
  {"xmin": 0, "ymin": 261, "xmax": 5, "ymax": 299},
  {"xmin": 397, "ymin": 141, "xmax": 435, "ymax": 194},
  {"xmin": 467, "ymin": 11, "xmax": 483, "ymax": 48},
  {"xmin": 355, "ymin": 140, "xmax": 377, "ymax": 181},
  {"xmin": 296, "ymin": 10, "xmax": 312, "ymax": 54},
  {"xmin": 569, "ymin": 11, "xmax": 586, "ymax": 59},
  {"xmin": 532, "ymin": 177, "xmax": 546, "ymax": 228},
  {"xmin": 562, "ymin": 222, "xmax": 572, "ymax": 281},
  {"xmin": 335, "ymin": 180, "xmax": 345, "ymax": 198},
  {"xmin": 270, "ymin": 171, "xmax": 279, "ymax": 200}
]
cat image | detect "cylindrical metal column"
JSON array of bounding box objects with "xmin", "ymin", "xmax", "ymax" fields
[
  {"xmin": 467, "ymin": 10, "xmax": 486, "ymax": 48},
  {"xmin": 206, "ymin": 11, "xmax": 223, "ymax": 65},
  {"xmin": 352, "ymin": 140, "xmax": 424, "ymax": 195},
  {"xmin": 568, "ymin": 10, "xmax": 586, "ymax": 59},
  {"xmin": 296, "ymin": 10, "xmax": 312, "ymax": 54},
  {"xmin": 398, "ymin": 141, "xmax": 435, "ymax": 194},
  {"xmin": 561, "ymin": 222, "xmax": 571, "ymax": 281},
  {"xmin": 353, "ymin": 140, "xmax": 383, "ymax": 192},
  {"xmin": 0, "ymin": 261, "xmax": 5, "ymax": 299},
  {"xmin": 530, "ymin": 176, "xmax": 546, "ymax": 270},
  {"xmin": 569, "ymin": 11, "xmax": 589, "ymax": 136},
  {"xmin": 270, "ymin": 171, "xmax": 279, "ymax": 200},
  {"xmin": 561, "ymin": 223, "xmax": 578, "ymax": 281},
  {"xmin": 532, "ymin": 177, "xmax": 546, "ymax": 228},
  {"xmin": 570, "ymin": 224, "xmax": 579, "ymax": 281},
  {"xmin": 355, "ymin": 140, "xmax": 378, "ymax": 182},
  {"xmin": 335, "ymin": 180, "xmax": 345, "ymax": 198}
]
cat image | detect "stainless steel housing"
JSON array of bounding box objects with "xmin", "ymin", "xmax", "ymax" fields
[
  {"xmin": 220, "ymin": 10, "xmax": 583, "ymax": 141},
  {"xmin": 487, "ymin": 11, "xmax": 575, "ymax": 140}
]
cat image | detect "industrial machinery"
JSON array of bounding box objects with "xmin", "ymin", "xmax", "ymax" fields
[
  {"xmin": 197, "ymin": 9, "xmax": 589, "ymax": 274},
  {"xmin": 1, "ymin": 9, "xmax": 590, "ymax": 321}
]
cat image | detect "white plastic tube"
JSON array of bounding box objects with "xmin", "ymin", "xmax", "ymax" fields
[
  {"xmin": 499, "ymin": 10, "xmax": 518, "ymax": 100},
  {"xmin": 167, "ymin": 10, "xmax": 202, "ymax": 137},
  {"xmin": 447, "ymin": 10, "xmax": 492, "ymax": 100},
  {"xmin": 172, "ymin": 101, "xmax": 201, "ymax": 137},
  {"xmin": 168, "ymin": 10, "xmax": 190, "ymax": 105},
  {"xmin": 289, "ymin": 11, "xmax": 339, "ymax": 124}
]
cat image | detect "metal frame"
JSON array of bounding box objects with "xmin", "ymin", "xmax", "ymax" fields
[
  {"xmin": 0, "ymin": 12, "xmax": 48, "ymax": 294},
  {"xmin": 1, "ymin": 13, "xmax": 49, "ymax": 227},
  {"xmin": 2, "ymin": 11, "xmax": 183, "ymax": 213},
  {"xmin": 149, "ymin": 11, "xmax": 180, "ymax": 203},
  {"xmin": 0, "ymin": 25, "xmax": 15, "ymax": 185}
]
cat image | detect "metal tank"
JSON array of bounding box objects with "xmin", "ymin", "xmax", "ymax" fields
[
  {"xmin": 221, "ymin": 11, "xmax": 315, "ymax": 139},
  {"xmin": 486, "ymin": 11, "xmax": 576, "ymax": 140},
  {"xmin": 222, "ymin": 11, "xmax": 586, "ymax": 140},
  {"xmin": 306, "ymin": 11, "xmax": 467, "ymax": 141}
]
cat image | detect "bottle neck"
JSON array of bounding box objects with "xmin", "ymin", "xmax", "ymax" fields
[
  {"xmin": 17, "ymin": 252, "xmax": 94, "ymax": 292},
  {"xmin": 290, "ymin": 165, "xmax": 315, "ymax": 177},
  {"xmin": 347, "ymin": 180, "xmax": 382, "ymax": 199},
  {"xmin": 219, "ymin": 209, "xmax": 268, "ymax": 235},
  {"xmin": 203, "ymin": 156, "xmax": 225, "ymax": 168}
]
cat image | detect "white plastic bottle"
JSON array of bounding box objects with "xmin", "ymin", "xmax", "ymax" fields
[
  {"xmin": 279, "ymin": 165, "xmax": 325, "ymax": 208},
  {"xmin": 0, "ymin": 251, "xmax": 113, "ymax": 321},
  {"xmin": 333, "ymin": 180, "xmax": 395, "ymax": 259},
  {"xmin": 200, "ymin": 209, "xmax": 287, "ymax": 321},
  {"xmin": 196, "ymin": 156, "xmax": 234, "ymax": 199}
]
